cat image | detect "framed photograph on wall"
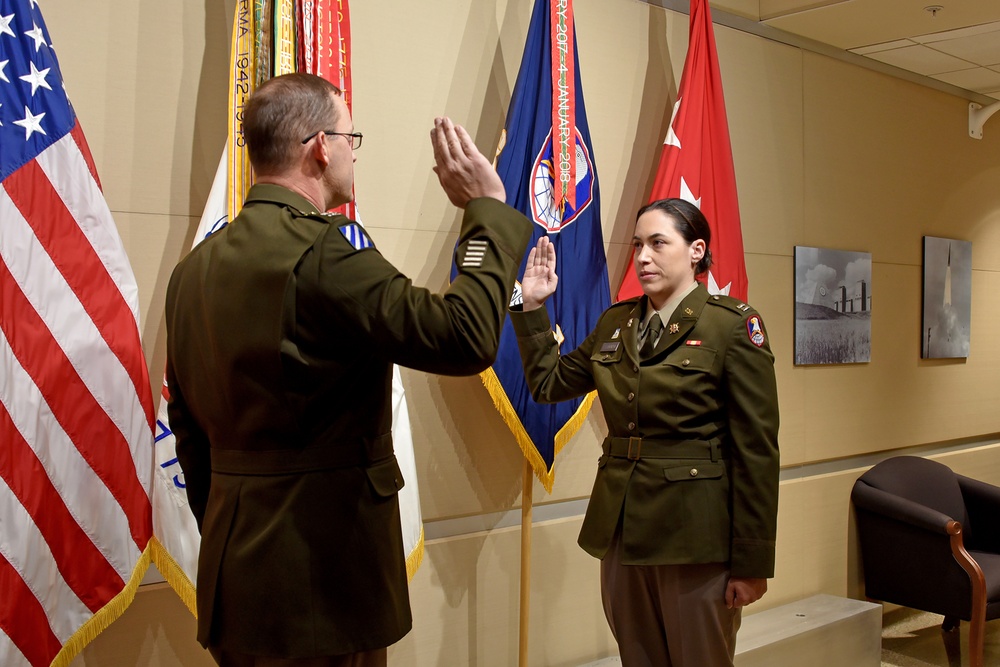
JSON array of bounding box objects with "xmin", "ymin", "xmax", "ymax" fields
[
  {"xmin": 922, "ymin": 236, "xmax": 972, "ymax": 359},
  {"xmin": 794, "ymin": 246, "xmax": 872, "ymax": 365}
]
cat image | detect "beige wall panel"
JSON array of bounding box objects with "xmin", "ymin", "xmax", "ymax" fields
[
  {"xmin": 70, "ymin": 585, "xmax": 214, "ymax": 666},
  {"xmin": 800, "ymin": 51, "xmax": 1000, "ymax": 266},
  {"xmin": 348, "ymin": 1, "xmax": 509, "ymax": 240},
  {"xmin": 401, "ymin": 367, "xmax": 607, "ymax": 521},
  {"xmin": 712, "ymin": 0, "xmax": 761, "ymax": 21},
  {"xmin": 766, "ymin": 471, "xmax": 864, "ymax": 611},
  {"xmin": 744, "ymin": 252, "xmax": 805, "ymax": 463},
  {"xmin": 45, "ymin": 0, "xmax": 230, "ymax": 219},
  {"xmin": 717, "ymin": 26, "xmax": 805, "ymax": 259},
  {"xmin": 576, "ymin": 1, "xmax": 687, "ymax": 253},
  {"xmin": 390, "ymin": 518, "xmax": 617, "ymax": 667},
  {"xmin": 791, "ymin": 260, "xmax": 1000, "ymax": 463},
  {"xmin": 935, "ymin": 443, "xmax": 1000, "ymax": 483}
]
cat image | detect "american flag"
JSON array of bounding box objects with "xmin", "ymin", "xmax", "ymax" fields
[{"xmin": 0, "ymin": 0, "xmax": 155, "ymax": 665}]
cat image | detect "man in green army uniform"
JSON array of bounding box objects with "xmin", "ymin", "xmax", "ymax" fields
[{"xmin": 165, "ymin": 72, "xmax": 532, "ymax": 667}]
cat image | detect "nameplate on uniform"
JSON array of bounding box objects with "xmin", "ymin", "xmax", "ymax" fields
[
  {"xmin": 339, "ymin": 223, "xmax": 374, "ymax": 250},
  {"xmin": 600, "ymin": 342, "xmax": 620, "ymax": 353}
]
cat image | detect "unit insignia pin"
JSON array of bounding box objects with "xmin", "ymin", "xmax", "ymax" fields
[{"xmin": 669, "ymin": 323, "xmax": 680, "ymax": 334}]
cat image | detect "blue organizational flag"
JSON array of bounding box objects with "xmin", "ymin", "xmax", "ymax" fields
[{"xmin": 471, "ymin": 0, "xmax": 610, "ymax": 491}]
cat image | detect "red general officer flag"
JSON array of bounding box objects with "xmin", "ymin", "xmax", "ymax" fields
[{"xmin": 617, "ymin": 0, "xmax": 747, "ymax": 302}]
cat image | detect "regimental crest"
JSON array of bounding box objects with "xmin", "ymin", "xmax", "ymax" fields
[
  {"xmin": 529, "ymin": 127, "xmax": 594, "ymax": 233},
  {"xmin": 339, "ymin": 223, "xmax": 374, "ymax": 251}
]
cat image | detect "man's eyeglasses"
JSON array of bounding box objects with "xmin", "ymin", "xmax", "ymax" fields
[{"xmin": 301, "ymin": 131, "xmax": 363, "ymax": 150}]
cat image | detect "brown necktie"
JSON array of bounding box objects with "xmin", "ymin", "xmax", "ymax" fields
[{"xmin": 639, "ymin": 314, "xmax": 663, "ymax": 360}]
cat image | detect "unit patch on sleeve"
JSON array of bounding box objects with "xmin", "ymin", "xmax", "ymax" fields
[
  {"xmin": 339, "ymin": 223, "xmax": 374, "ymax": 250},
  {"xmin": 747, "ymin": 315, "xmax": 766, "ymax": 348}
]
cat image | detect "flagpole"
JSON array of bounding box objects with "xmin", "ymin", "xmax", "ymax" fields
[{"xmin": 519, "ymin": 459, "xmax": 533, "ymax": 667}]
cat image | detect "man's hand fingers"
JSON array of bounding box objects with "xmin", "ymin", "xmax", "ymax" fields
[{"xmin": 454, "ymin": 124, "xmax": 479, "ymax": 160}]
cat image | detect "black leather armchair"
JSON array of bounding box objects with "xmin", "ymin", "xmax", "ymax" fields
[{"xmin": 852, "ymin": 455, "xmax": 1000, "ymax": 667}]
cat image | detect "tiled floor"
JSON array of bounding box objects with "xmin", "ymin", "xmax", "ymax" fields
[{"xmin": 881, "ymin": 607, "xmax": 1000, "ymax": 667}]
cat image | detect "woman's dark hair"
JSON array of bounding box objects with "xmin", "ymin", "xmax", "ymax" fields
[{"xmin": 636, "ymin": 198, "xmax": 713, "ymax": 275}]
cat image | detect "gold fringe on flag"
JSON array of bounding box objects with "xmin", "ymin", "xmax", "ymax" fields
[
  {"xmin": 49, "ymin": 545, "xmax": 154, "ymax": 667},
  {"xmin": 405, "ymin": 527, "xmax": 425, "ymax": 582},
  {"xmin": 149, "ymin": 536, "xmax": 198, "ymax": 616},
  {"xmin": 479, "ymin": 367, "xmax": 596, "ymax": 493}
]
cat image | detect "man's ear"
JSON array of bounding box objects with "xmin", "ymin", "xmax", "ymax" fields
[{"xmin": 310, "ymin": 134, "xmax": 330, "ymax": 170}]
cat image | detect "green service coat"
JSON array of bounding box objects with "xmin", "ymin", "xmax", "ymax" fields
[
  {"xmin": 511, "ymin": 284, "xmax": 779, "ymax": 578},
  {"xmin": 165, "ymin": 184, "xmax": 531, "ymax": 656}
]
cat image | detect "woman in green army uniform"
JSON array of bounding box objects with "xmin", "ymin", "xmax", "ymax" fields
[{"xmin": 510, "ymin": 198, "xmax": 779, "ymax": 667}]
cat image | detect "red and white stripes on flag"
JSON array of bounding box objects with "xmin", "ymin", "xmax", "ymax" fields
[{"xmin": 0, "ymin": 127, "xmax": 155, "ymax": 666}]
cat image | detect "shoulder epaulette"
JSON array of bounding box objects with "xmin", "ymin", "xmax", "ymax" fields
[
  {"xmin": 609, "ymin": 296, "xmax": 641, "ymax": 310},
  {"xmin": 706, "ymin": 293, "xmax": 755, "ymax": 315},
  {"xmin": 295, "ymin": 208, "xmax": 348, "ymax": 224}
]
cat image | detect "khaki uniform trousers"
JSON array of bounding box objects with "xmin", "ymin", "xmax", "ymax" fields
[{"xmin": 600, "ymin": 528, "xmax": 741, "ymax": 667}]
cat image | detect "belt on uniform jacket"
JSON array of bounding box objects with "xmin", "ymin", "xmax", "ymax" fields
[
  {"xmin": 602, "ymin": 436, "xmax": 724, "ymax": 462},
  {"xmin": 210, "ymin": 433, "xmax": 393, "ymax": 475}
]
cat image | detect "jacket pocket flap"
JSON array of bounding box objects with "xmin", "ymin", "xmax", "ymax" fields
[
  {"xmin": 590, "ymin": 344, "xmax": 624, "ymax": 364},
  {"xmin": 366, "ymin": 456, "xmax": 405, "ymax": 497},
  {"xmin": 664, "ymin": 462, "xmax": 724, "ymax": 482},
  {"xmin": 664, "ymin": 346, "xmax": 716, "ymax": 372}
]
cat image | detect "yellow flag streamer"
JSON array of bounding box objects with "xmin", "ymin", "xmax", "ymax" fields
[
  {"xmin": 227, "ymin": 0, "xmax": 257, "ymax": 221},
  {"xmin": 274, "ymin": 0, "xmax": 296, "ymax": 76}
]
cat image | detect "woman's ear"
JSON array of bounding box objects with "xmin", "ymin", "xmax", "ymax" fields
[{"xmin": 690, "ymin": 238, "xmax": 707, "ymax": 263}]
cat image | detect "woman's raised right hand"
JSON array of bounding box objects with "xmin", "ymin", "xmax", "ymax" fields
[{"xmin": 521, "ymin": 236, "xmax": 558, "ymax": 311}]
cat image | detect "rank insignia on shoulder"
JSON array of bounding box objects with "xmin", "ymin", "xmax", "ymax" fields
[
  {"xmin": 600, "ymin": 342, "xmax": 620, "ymax": 353},
  {"xmin": 747, "ymin": 315, "xmax": 766, "ymax": 347},
  {"xmin": 339, "ymin": 224, "xmax": 374, "ymax": 250},
  {"xmin": 684, "ymin": 308, "xmax": 694, "ymax": 316},
  {"xmin": 737, "ymin": 303, "xmax": 750, "ymax": 312},
  {"xmin": 686, "ymin": 340, "xmax": 703, "ymax": 346}
]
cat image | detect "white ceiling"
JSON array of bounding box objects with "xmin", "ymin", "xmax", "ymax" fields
[{"xmin": 712, "ymin": 0, "xmax": 1000, "ymax": 101}]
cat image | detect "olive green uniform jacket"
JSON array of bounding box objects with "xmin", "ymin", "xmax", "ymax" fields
[
  {"xmin": 165, "ymin": 184, "xmax": 531, "ymax": 657},
  {"xmin": 511, "ymin": 285, "xmax": 779, "ymax": 578}
]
